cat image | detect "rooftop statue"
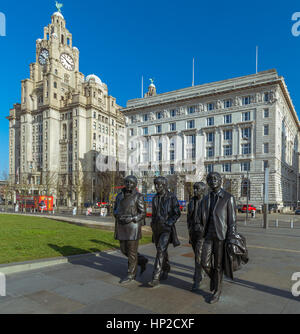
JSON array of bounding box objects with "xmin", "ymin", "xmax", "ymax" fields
[{"xmin": 55, "ymin": 1, "xmax": 63, "ymax": 13}]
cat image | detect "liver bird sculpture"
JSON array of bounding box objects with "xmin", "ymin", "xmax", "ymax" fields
[{"xmin": 55, "ymin": 1, "xmax": 63, "ymax": 13}]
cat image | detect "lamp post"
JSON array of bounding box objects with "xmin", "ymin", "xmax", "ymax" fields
[{"xmin": 242, "ymin": 136, "xmax": 251, "ymax": 224}]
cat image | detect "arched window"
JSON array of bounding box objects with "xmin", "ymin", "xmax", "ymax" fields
[
  {"xmin": 61, "ymin": 34, "xmax": 64, "ymax": 45},
  {"xmin": 241, "ymin": 179, "xmax": 250, "ymax": 199}
]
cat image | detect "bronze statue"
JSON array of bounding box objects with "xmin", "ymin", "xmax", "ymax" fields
[
  {"xmin": 114, "ymin": 176, "xmax": 148, "ymax": 284},
  {"xmin": 187, "ymin": 182, "xmax": 206, "ymax": 291},
  {"xmin": 200, "ymin": 172, "xmax": 238, "ymax": 304},
  {"xmin": 149, "ymin": 177, "xmax": 181, "ymax": 287}
]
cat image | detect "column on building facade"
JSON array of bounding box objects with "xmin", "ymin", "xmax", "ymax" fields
[
  {"xmin": 175, "ymin": 134, "xmax": 183, "ymax": 173},
  {"xmin": 196, "ymin": 133, "xmax": 205, "ymax": 178}
]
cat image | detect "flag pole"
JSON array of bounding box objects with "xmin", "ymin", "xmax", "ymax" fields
[
  {"xmin": 256, "ymin": 46, "xmax": 258, "ymax": 74},
  {"xmin": 192, "ymin": 58, "xmax": 195, "ymax": 86}
]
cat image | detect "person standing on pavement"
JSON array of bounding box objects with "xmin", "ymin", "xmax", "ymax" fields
[
  {"xmin": 187, "ymin": 182, "xmax": 206, "ymax": 292},
  {"xmin": 149, "ymin": 177, "xmax": 181, "ymax": 288},
  {"xmin": 200, "ymin": 172, "xmax": 237, "ymax": 304},
  {"xmin": 114, "ymin": 176, "xmax": 148, "ymax": 284}
]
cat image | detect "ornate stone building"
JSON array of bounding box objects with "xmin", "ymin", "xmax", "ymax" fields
[
  {"xmin": 122, "ymin": 70, "xmax": 300, "ymax": 210},
  {"xmin": 7, "ymin": 10, "xmax": 126, "ymax": 206}
]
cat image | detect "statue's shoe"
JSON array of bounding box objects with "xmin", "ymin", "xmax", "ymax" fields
[
  {"xmin": 120, "ymin": 277, "xmax": 135, "ymax": 285},
  {"xmin": 209, "ymin": 291, "xmax": 222, "ymax": 304},
  {"xmin": 149, "ymin": 280, "xmax": 160, "ymax": 288}
]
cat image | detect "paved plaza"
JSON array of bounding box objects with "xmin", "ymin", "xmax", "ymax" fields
[{"xmin": 0, "ymin": 214, "xmax": 299, "ymax": 314}]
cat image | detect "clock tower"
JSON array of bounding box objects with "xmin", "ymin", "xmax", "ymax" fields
[{"xmin": 7, "ymin": 8, "xmax": 126, "ymax": 207}]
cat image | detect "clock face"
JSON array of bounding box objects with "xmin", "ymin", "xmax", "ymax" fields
[
  {"xmin": 60, "ymin": 53, "xmax": 75, "ymax": 71},
  {"xmin": 38, "ymin": 49, "xmax": 49, "ymax": 65}
]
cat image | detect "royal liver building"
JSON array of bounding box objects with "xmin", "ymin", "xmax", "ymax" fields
[
  {"xmin": 123, "ymin": 70, "xmax": 300, "ymax": 211},
  {"xmin": 7, "ymin": 10, "xmax": 126, "ymax": 206}
]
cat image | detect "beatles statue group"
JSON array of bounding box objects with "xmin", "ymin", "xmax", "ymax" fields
[{"xmin": 113, "ymin": 172, "xmax": 248, "ymax": 304}]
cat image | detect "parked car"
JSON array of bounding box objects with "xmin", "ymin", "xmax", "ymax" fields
[
  {"xmin": 241, "ymin": 204, "xmax": 257, "ymax": 213},
  {"xmin": 295, "ymin": 208, "xmax": 300, "ymax": 215}
]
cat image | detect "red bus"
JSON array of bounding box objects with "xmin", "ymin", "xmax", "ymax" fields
[{"xmin": 17, "ymin": 195, "xmax": 54, "ymax": 212}]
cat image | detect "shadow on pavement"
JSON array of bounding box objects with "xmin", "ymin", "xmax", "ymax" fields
[{"xmin": 231, "ymin": 278, "xmax": 299, "ymax": 302}]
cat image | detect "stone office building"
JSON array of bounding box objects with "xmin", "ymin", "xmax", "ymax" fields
[
  {"xmin": 122, "ymin": 70, "xmax": 300, "ymax": 210},
  {"xmin": 7, "ymin": 10, "xmax": 126, "ymax": 206}
]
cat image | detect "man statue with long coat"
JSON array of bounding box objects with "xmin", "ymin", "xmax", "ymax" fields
[
  {"xmin": 149, "ymin": 176, "xmax": 181, "ymax": 288},
  {"xmin": 114, "ymin": 176, "xmax": 148, "ymax": 284},
  {"xmin": 200, "ymin": 172, "xmax": 237, "ymax": 304}
]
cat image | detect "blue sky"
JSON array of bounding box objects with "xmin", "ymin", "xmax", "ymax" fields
[{"xmin": 0, "ymin": 0, "xmax": 300, "ymax": 176}]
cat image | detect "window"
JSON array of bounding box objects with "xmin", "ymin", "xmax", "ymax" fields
[
  {"xmin": 224, "ymin": 130, "xmax": 232, "ymax": 140},
  {"xmin": 224, "ymin": 100, "xmax": 232, "ymax": 108},
  {"xmin": 224, "ymin": 114, "xmax": 232, "ymax": 124},
  {"xmin": 264, "ymin": 109, "xmax": 269, "ymax": 118},
  {"xmin": 129, "ymin": 129, "xmax": 134, "ymax": 136},
  {"xmin": 187, "ymin": 120, "xmax": 195, "ymax": 129},
  {"xmin": 206, "ymin": 147, "xmax": 214, "ymax": 157},
  {"xmin": 207, "ymin": 132, "xmax": 215, "ymax": 142},
  {"xmin": 156, "ymin": 112, "xmax": 162, "ymax": 120},
  {"xmin": 54, "ymin": 82, "xmax": 57, "ymax": 89},
  {"xmin": 206, "ymin": 164, "xmax": 214, "ymax": 173},
  {"xmin": 207, "ymin": 117, "xmax": 214, "ymax": 126},
  {"xmin": 207, "ymin": 103, "xmax": 215, "ymax": 111},
  {"xmin": 264, "ymin": 125, "xmax": 269, "ymax": 136},
  {"xmin": 224, "ymin": 145, "xmax": 232, "ymax": 156},
  {"xmin": 242, "ymin": 143, "xmax": 251, "ymax": 155},
  {"xmin": 143, "ymin": 127, "xmax": 148, "ymax": 136},
  {"xmin": 170, "ymin": 123, "xmax": 176, "ymax": 131},
  {"xmin": 188, "ymin": 106, "xmax": 195, "ymax": 114},
  {"xmin": 170, "ymin": 150, "xmax": 175, "ymax": 161},
  {"xmin": 264, "ymin": 92, "xmax": 270, "ymax": 102},
  {"xmin": 263, "ymin": 160, "xmax": 269, "ymax": 171},
  {"xmin": 242, "ymin": 112, "xmax": 251, "ymax": 122},
  {"xmin": 242, "ymin": 128, "xmax": 251, "ymax": 139},
  {"xmin": 170, "ymin": 166, "xmax": 175, "ymax": 175},
  {"xmin": 54, "ymin": 93, "xmax": 57, "ymax": 99},
  {"xmin": 222, "ymin": 163, "xmax": 232, "ymax": 172},
  {"xmin": 156, "ymin": 125, "xmax": 162, "ymax": 133},
  {"xmin": 143, "ymin": 114, "xmax": 148, "ymax": 122},
  {"xmin": 170, "ymin": 109, "xmax": 177, "ymax": 117},
  {"xmin": 242, "ymin": 96, "xmax": 251, "ymax": 105},
  {"xmin": 241, "ymin": 162, "xmax": 250, "ymax": 172},
  {"xmin": 264, "ymin": 143, "xmax": 269, "ymax": 154}
]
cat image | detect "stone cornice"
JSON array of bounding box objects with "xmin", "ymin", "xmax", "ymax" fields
[{"xmin": 123, "ymin": 70, "xmax": 280, "ymax": 111}]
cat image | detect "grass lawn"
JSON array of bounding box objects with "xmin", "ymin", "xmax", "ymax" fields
[{"xmin": 0, "ymin": 215, "xmax": 152, "ymax": 265}]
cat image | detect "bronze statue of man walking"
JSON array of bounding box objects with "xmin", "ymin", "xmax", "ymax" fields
[
  {"xmin": 149, "ymin": 177, "xmax": 181, "ymax": 287},
  {"xmin": 114, "ymin": 176, "xmax": 148, "ymax": 284},
  {"xmin": 187, "ymin": 182, "xmax": 206, "ymax": 291}
]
